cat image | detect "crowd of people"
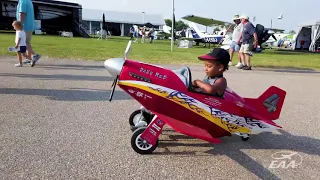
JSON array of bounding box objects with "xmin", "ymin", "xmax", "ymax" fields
[
  {"xmin": 228, "ymin": 14, "xmax": 258, "ymax": 70},
  {"xmin": 129, "ymin": 25, "xmax": 156, "ymax": 43},
  {"xmin": 11, "ymin": 0, "xmax": 257, "ymax": 71}
]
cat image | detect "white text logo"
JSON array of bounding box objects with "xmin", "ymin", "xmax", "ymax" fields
[{"xmin": 268, "ymin": 151, "xmax": 303, "ymax": 169}]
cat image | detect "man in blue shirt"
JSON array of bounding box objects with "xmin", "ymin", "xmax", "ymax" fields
[
  {"xmin": 16, "ymin": 0, "xmax": 41, "ymax": 67},
  {"xmin": 237, "ymin": 14, "xmax": 258, "ymax": 70}
]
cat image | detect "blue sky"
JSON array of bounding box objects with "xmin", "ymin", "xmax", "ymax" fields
[{"xmin": 64, "ymin": 0, "xmax": 319, "ymax": 33}]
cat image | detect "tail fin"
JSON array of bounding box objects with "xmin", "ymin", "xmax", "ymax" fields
[
  {"xmin": 189, "ymin": 28, "xmax": 201, "ymax": 39},
  {"xmin": 187, "ymin": 22, "xmax": 204, "ymax": 38},
  {"xmin": 244, "ymin": 86, "xmax": 286, "ymax": 121}
]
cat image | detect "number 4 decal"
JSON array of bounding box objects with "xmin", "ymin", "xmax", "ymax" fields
[{"xmin": 263, "ymin": 94, "xmax": 280, "ymax": 112}]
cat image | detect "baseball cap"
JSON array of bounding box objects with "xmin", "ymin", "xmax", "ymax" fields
[
  {"xmin": 240, "ymin": 14, "xmax": 249, "ymax": 20},
  {"xmin": 198, "ymin": 48, "xmax": 230, "ymax": 69},
  {"xmin": 233, "ymin": 14, "xmax": 240, "ymax": 20}
]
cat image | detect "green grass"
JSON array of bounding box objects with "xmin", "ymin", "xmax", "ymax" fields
[{"xmin": 1, "ymin": 33, "xmax": 320, "ymax": 70}]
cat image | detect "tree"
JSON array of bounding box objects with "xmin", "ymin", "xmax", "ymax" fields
[
  {"xmin": 164, "ymin": 19, "xmax": 189, "ymax": 31},
  {"xmin": 165, "ymin": 19, "xmax": 172, "ymax": 27},
  {"xmin": 175, "ymin": 21, "xmax": 189, "ymax": 31},
  {"xmin": 213, "ymin": 27, "xmax": 221, "ymax": 33},
  {"xmin": 289, "ymin": 30, "xmax": 296, "ymax": 34}
]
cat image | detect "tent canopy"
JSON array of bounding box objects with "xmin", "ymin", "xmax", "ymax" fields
[
  {"xmin": 297, "ymin": 19, "xmax": 320, "ymax": 27},
  {"xmin": 294, "ymin": 19, "xmax": 320, "ymax": 51}
]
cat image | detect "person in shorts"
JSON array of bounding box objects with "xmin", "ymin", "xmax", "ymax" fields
[
  {"xmin": 129, "ymin": 25, "xmax": 134, "ymax": 40},
  {"xmin": 148, "ymin": 27, "xmax": 155, "ymax": 43},
  {"xmin": 12, "ymin": 21, "xmax": 32, "ymax": 67},
  {"xmin": 16, "ymin": 0, "xmax": 41, "ymax": 67},
  {"xmin": 133, "ymin": 25, "xmax": 139, "ymax": 43},
  {"xmin": 237, "ymin": 14, "xmax": 258, "ymax": 70},
  {"xmin": 141, "ymin": 26, "xmax": 146, "ymax": 43},
  {"xmin": 229, "ymin": 14, "xmax": 243, "ymax": 66}
]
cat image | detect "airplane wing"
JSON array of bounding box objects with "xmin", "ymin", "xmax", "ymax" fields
[
  {"xmin": 182, "ymin": 14, "xmax": 234, "ymax": 27},
  {"xmin": 264, "ymin": 28, "xmax": 285, "ymax": 33}
]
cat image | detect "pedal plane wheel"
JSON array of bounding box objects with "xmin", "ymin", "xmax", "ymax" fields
[
  {"xmin": 241, "ymin": 134, "xmax": 250, "ymax": 141},
  {"xmin": 131, "ymin": 127, "xmax": 158, "ymax": 154},
  {"xmin": 129, "ymin": 110, "xmax": 143, "ymax": 126}
]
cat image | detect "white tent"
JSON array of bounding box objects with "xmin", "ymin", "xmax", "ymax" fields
[{"xmin": 293, "ymin": 20, "xmax": 320, "ymax": 52}]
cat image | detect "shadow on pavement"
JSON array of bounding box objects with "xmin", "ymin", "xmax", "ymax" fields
[
  {"xmin": 270, "ymin": 69, "xmax": 320, "ymax": 74},
  {"xmin": 0, "ymin": 73, "xmax": 113, "ymax": 81},
  {"xmin": 253, "ymin": 67, "xmax": 320, "ymax": 74},
  {"xmin": 0, "ymin": 88, "xmax": 131, "ymax": 101},
  {"xmin": 154, "ymin": 129, "xmax": 320, "ymax": 180},
  {"xmin": 36, "ymin": 64, "xmax": 105, "ymax": 71}
]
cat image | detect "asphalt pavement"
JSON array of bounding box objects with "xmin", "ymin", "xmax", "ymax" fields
[{"xmin": 0, "ymin": 56, "xmax": 319, "ymax": 180}]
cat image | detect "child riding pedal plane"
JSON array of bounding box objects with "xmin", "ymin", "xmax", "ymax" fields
[{"xmin": 192, "ymin": 48, "xmax": 230, "ymax": 98}]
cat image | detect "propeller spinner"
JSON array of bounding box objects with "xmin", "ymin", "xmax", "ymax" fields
[{"xmin": 104, "ymin": 40, "xmax": 133, "ymax": 101}]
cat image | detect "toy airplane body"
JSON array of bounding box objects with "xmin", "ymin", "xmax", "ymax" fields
[{"xmin": 104, "ymin": 41, "xmax": 286, "ymax": 154}]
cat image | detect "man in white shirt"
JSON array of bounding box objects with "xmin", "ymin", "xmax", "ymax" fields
[{"xmin": 229, "ymin": 14, "xmax": 243, "ymax": 66}]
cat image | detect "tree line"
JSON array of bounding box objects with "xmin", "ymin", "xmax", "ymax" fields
[{"xmin": 164, "ymin": 19, "xmax": 189, "ymax": 31}]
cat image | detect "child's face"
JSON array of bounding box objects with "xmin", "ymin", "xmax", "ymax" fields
[
  {"xmin": 204, "ymin": 60, "xmax": 224, "ymax": 77},
  {"xmin": 12, "ymin": 24, "xmax": 20, "ymax": 31}
]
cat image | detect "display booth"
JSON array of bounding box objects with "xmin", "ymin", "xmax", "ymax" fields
[{"xmin": 293, "ymin": 20, "xmax": 320, "ymax": 52}]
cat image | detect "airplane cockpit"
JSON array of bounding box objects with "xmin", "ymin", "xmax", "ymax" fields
[
  {"xmin": 172, "ymin": 67, "xmax": 192, "ymax": 88},
  {"xmin": 172, "ymin": 67, "xmax": 240, "ymax": 100},
  {"xmin": 172, "ymin": 67, "xmax": 227, "ymax": 98}
]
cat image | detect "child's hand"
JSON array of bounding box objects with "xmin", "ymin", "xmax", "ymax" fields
[
  {"xmin": 192, "ymin": 80, "xmax": 198, "ymax": 87},
  {"xmin": 15, "ymin": 45, "xmax": 18, "ymax": 49}
]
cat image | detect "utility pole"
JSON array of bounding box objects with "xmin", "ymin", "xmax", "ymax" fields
[
  {"xmin": 170, "ymin": 0, "xmax": 175, "ymax": 52},
  {"xmin": 142, "ymin": 12, "xmax": 145, "ymax": 24}
]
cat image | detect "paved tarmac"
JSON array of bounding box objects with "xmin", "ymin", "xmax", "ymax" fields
[{"xmin": 0, "ymin": 56, "xmax": 319, "ymax": 180}]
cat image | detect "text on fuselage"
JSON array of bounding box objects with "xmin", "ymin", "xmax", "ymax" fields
[{"xmin": 140, "ymin": 67, "xmax": 167, "ymax": 80}]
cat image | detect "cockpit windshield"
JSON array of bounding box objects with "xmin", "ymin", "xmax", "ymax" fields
[{"xmin": 172, "ymin": 67, "xmax": 191, "ymax": 88}]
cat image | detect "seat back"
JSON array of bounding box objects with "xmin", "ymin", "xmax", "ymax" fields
[{"xmin": 172, "ymin": 67, "xmax": 192, "ymax": 88}]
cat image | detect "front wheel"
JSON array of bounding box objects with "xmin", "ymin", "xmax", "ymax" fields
[
  {"xmin": 241, "ymin": 134, "xmax": 250, "ymax": 141},
  {"xmin": 131, "ymin": 127, "xmax": 158, "ymax": 154},
  {"xmin": 129, "ymin": 110, "xmax": 143, "ymax": 126}
]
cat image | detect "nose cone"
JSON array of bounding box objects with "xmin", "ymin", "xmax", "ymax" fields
[{"xmin": 104, "ymin": 58, "xmax": 125, "ymax": 77}]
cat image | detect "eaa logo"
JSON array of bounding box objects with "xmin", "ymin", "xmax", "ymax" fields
[{"xmin": 268, "ymin": 151, "xmax": 303, "ymax": 169}]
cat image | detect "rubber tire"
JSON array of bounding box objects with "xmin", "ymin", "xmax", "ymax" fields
[
  {"xmin": 241, "ymin": 135, "xmax": 250, "ymax": 141},
  {"xmin": 131, "ymin": 127, "xmax": 158, "ymax": 155},
  {"xmin": 129, "ymin": 110, "xmax": 142, "ymax": 126}
]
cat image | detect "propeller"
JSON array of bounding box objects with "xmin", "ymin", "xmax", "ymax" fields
[
  {"xmin": 124, "ymin": 40, "xmax": 132, "ymax": 60},
  {"xmin": 271, "ymin": 34, "xmax": 277, "ymax": 41},
  {"xmin": 109, "ymin": 75, "xmax": 119, "ymax": 102},
  {"xmin": 108, "ymin": 40, "xmax": 133, "ymax": 102}
]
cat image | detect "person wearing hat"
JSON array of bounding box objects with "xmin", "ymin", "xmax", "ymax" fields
[
  {"xmin": 229, "ymin": 14, "xmax": 244, "ymax": 67},
  {"xmin": 192, "ymin": 48, "xmax": 229, "ymax": 98},
  {"xmin": 237, "ymin": 14, "xmax": 258, "ymax": 70},
  {"xmin": 141, "ymin": 26, "xmax": 146, "ymax": 43}
]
